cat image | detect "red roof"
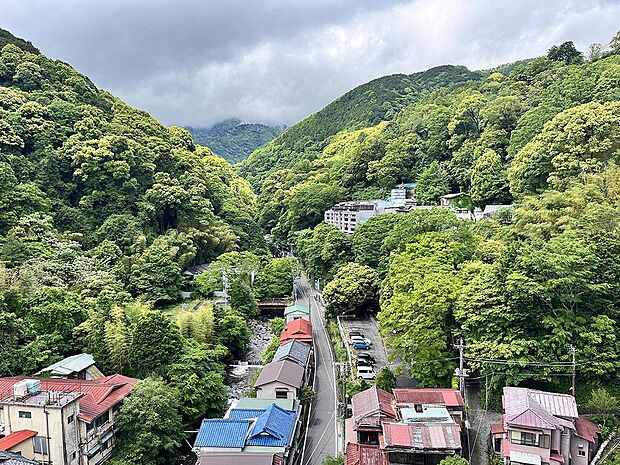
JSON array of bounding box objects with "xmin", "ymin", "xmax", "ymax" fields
[
  {"xmin": 0, "ymin": 430, "xmax": 37, "ymax": 451},
  {"xmin": 352, "ymin": 386, "xmax": 397, "ymax": 428},
  {"xmin": 0, "ymin": 375, "xmax": 137, "ymax": 422},
  {"xmin": 280, "ymin": 319, "xmax": 313, "ymax": 343},
  {"xmin": 490, "ymin": 423, "xmax": 505, "ymax": 435},
  {"xmin": 382, "ymin": 423, "xmax": 461, "ymax": 450},
  {"xmin": 575, "ymin": 416, "xmax": 600, "ymax": 443},
  {"xmin": 345, "ymin": 443, "xmax": 388, "ymax": 465},
  {"xmin": 393, "ymin": 388, "xmax": 464, "ymax": 407},
  {"xmin": 550, "ymin": 453, "xmax": 565, "ymax": 463}
]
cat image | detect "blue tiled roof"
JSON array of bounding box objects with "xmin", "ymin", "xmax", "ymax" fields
[
  {"xmin": 228, "ymin": 409, "xmax": 265, "ymax": 420},
  {"xmin": 273, "ymin": 340, "xmax": 310, "ymax": 366},
  {"xmin": 246, "ymin": 404, "xmax": 296, "ymax": 448},
  {"xmin": 194, "ymin": 419, "xmax": 250, "ymax": 448}
]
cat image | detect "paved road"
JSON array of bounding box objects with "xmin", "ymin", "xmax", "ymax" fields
[{"xmin": 296, "ymin": 274, "xmax": 338, "ymax": 465}]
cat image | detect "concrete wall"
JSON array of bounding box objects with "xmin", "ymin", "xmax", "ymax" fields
[
  {"xmin": 256, "ymin": 381, "xmax": 297, "ymax": 400},
  {"xmin": 571, "ymin": 435, "xmax": 592, "ymax": 465},
  {"xmin": 1, "ymin": 399, "xmax": 80, "ymax": 465},
  {"xmin": 285, "ymin": 312, "xmax": 310, "ymax": 324}
]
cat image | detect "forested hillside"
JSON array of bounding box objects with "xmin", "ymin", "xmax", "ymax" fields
[
  {"xmin": 291, "ymin": 35, "xmax": 620, "ymax": 401},
  {"xmin": 0, "ymin": 32, "xmax": 268, "ymax": 464},
  {"xmin": 239, "ymin": 65, "xmax": 482, "ymax": 188},
  {"xmin": 186, "ymin": 118, "xmax": 282, "ymax": 163}
]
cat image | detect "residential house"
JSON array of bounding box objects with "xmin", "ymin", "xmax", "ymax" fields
[
  {"xmin": 346, "ymin": 387, "xmax": 464, "ymax": 465},
  {"xmin": 0, "ymin": 451, "xmax": 39, "ymax": 465},
  {"xmin": 35, "ymin": 354, "xmax": 104, "ymax": 380},
  {"xmin": 273, "ymin": 340, "xmax": 311, "ymax": 368},
  {"xmin": 491, "ymin": 387, "xmax": 600, "ymax": 465},
  {"xmin": 347, "ymin": 386, "xmax": 397, "ymax": 446},
  {"xmin": 393, "ymin": 388, "xmax": 465, "ymax": 425},
  {"xmin": 193, "ymin": 403, "xmax": 298, "ymax": 465},
  {"xmin": 284, "ymin": 304, "xmax": 310, "ymax": 323},
  {"xmin": 280, "ymin": 319, "xmax": 313, "ymax": 345},
  {"xmin": 345, "ymin": 443, "xmax": 388, "ymax": 465},
  {"xmin": 254, "ymin": 361, "xmax": 305, "ymax": 400},
  {"xmin": 0, "ymin": 375, "xmax": 137, "ymax": 465}
]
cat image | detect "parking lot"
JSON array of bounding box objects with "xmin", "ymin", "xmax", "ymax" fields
[{"xmin": 338, "ymin": 316, "xmax": 389, "ymax": 378}]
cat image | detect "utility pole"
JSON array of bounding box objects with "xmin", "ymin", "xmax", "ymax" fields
[
  {"xmin": 570, "ymin": 345, "xmax": 576, "ymax": 396},
  {"xmin": 455, "ymin": 338, "xmax": 467, "ymax": 397}
]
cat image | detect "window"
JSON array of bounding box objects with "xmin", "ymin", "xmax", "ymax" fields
[
  {"xmin": 275, "ymin": 389, "xmax": 289, "ymax": 399},
  {"xmin": 112, "ymin": 403, "xmax": 120, "ymax": 414},
  {"xmin": 87, "ymin": 422, "xmax": 94, "ymax": 432},
  {"xmin": 67, "ymin": 414, "xmax": 74, "ymax": 424},
  {"xmin": 578, "ymin": 445, "xmax": 586, "ymax": 457},
  {"xmin": 102, "ymin": 439, "xmax": 111, "ymax": 451},
  {"xmin": 33, "ymin": 436, "xmax": 48, "ymax": 455},
  {"xmin": 18, "ymin": 411, "xmax": 32, "ymax": 419},
  {"xmin": 511, "ymin": 431, "xmax": 540, "ymax": 447},
  {"xmin": 94, "ymin": 411, "xmax": 110, "ymax": 428}
]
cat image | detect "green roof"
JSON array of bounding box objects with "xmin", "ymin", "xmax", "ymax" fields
[
  {"xmin": 234, "ymin": 397, "xmax": 296, "ymax": 411},
  {"xmin": 284, "ymin": 304, "xmax": 309, "ymax": 315}
]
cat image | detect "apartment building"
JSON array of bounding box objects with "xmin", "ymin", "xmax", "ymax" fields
[
  {"xmin": 0, "ymin": 375, "xmax": 137, "ymax": 465},
  {"xmin": 491, "ymin": 387, "xmax": 600, "ymax": 465}
]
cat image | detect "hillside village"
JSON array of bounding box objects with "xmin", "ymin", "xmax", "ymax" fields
[{"xmin": 0, "ymin": 9, "xmax": 620, "ymax": 465}]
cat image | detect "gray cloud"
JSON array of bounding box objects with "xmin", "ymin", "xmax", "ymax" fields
[{"xmin": 2, "ymin": 0, "xmax": 619, "ymax": 126}]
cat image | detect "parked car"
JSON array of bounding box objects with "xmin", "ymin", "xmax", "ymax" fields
[
  {"xmin": 357, "ymin": 365, "xmax": 376, "ymax": 380},
  {"xmin": 350, "ymin": 335, "xmax": 365, "ymax": 343},
  {"xmin": 349, "ymin": 329, "xmax": 364, "ymax": 338},
  {"xmin": 352, "ymin": 339, "xmax": 372, "ymax": 350},
  {"xmin": 356, "ymin": 358, "xmax": 374, "ymax": 367},
  {"xmin": 357, "ymin": 353, "xmax": 376, "ymax": 363}
]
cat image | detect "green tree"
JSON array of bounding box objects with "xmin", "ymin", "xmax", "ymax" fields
[
  {"xmin": 375, "ymin": 367, "xmax": 397, "ymax": 392},
  {"xmin": 470, "ymin": 149, "xmax": 511, "ymax": 208},
  {"xmin": 439, "ymin": 457, "xmax": 469, "ymax": 465},
  {"xmin": 352, "ymin": 214, "xmax": 403, "ymax": 270},
  {"xmin": 112, "ymin": 378, "xmax": 184, "ymax": 465},
  {"xmin": 130, "ymin": 311, "xmax": 183, "ymax": 378},
  {"xmin": 547, "ymin": 41, "xmax": 584, "ymax": 64},
  {"xmin": 254, "ymin": 257, "xmax": 296, "ymax": 299},
  {"xmin": 229, "ymin": 275, "xmax": 259, "ymax": 318},
  {"xmin": 415, "ymin": 161, "xmax": 450, "ymax": 205},
  {"xmin": 324, "ymin": 263, "xmax": 379, "ymax": 316}
]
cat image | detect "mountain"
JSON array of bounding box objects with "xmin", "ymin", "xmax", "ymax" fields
[
  {"xmin": 0, "ymin": 35, "xmax": 262, "ymax": 305},
  {"xmin": 186, "ymin": 118, "xmax": 282, "ymax": 163},
  {"xmin": 239, "ymin": 65, "xmax": 483, "ymax": 188},
  {"xmin": 248, "ymin": 50, "xmax": 620, "ymax": 240},
  {"xmin": 0, "ymin": 28, "xmax": 40, "ymax": 54}
]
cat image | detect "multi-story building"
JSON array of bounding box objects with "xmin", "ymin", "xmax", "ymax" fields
[
  {"xmin": 491, "ymin": 387, "xmax": 600, "ymax": 465},
  {"xmin": 0, "ymin": 375, "xmax": 137, "ymax": 465}
]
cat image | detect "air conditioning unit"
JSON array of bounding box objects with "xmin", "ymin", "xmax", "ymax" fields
[{"xmin": 13, "ymin": 381, "xmax": 29, "ymax": 397}]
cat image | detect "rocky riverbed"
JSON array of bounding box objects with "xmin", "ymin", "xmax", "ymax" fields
[{"xmin": 227, "ymin": 316, "xmax": 274, "ymax": 400}]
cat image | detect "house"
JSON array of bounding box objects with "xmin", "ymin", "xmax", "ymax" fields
[
  {"xmin": 35, "ymin": 354, "xmax": 104, "ymax": 380},
  {"xmin": 348, "ymin": 386, "xmax": 397, "ymax": 445},
  {"xmin": 272, "ymin": 341, "xmax": 311, "ymax": 368},
  {"xmin": 0, "ymin": 374, "xmax": 137, "ymax": 465},
  {"xmin": 0, "ymin": 451, "xmax": 39, "ymax": 465},
  {"xmin": 345, "ymin": 387, "xmax": 464, "ymax": 465},
  {"xmin": 345, "ymin": 443, "xmax": 388, "ymax": 465},
  {"xmin": 284, "ymin": 304, "xmax": 310, "ymax": 323},
  {"xmin": 280, "ymin": 319, "xmax": 313, "ymax": 345},
  {"xmin": 193, "ymin": 403, "xmax": 298, "ymax": 465},
  {"xmin": 254, "ymin": 361, "xmax": 305, "ymax": 400},
  {"xmin": 393, "ymin": 388, "xmax": 465, "ymax": 424},
  {"xmin": 382, "ymin": 422, "xmax": 462, "ymax": 465},
  {"xmin": 491, "ymin": 387, "xmax": 600, "ymax": 465}
]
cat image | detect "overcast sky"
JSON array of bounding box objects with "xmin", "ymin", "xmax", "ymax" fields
[{"xmin": 2, "ymin": 0, "xmax": 619, "ymax": 127}]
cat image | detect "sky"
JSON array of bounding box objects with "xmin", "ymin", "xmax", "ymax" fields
[{"xmin": 2, "ymin": 0, "xmax": 619, "ymax": 127}]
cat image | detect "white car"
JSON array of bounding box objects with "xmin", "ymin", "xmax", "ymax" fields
[
  {"xmin": 350, "ymin": 336, "xmax": 372, "ymax": 345},
  {"xmin": 357, "ymin": 365, "xmax": 376, "ymax": 380}
]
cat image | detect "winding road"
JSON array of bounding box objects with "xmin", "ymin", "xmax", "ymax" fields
[{"xmin": 295, "ymin": 274, "xmax": 339, "ymax": 465}]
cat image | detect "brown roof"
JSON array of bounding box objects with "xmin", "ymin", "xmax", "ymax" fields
[
  {"xmin": 575, "ymin": 416, "xmax": 600, "ymax": 443},
  {"xmin": 382, "ymin": 423, "xmax": 461, "ymax": 450},
  {"xmin": 352, "ymin": 386, "xmax": 397, "ymax": 428},
  {"xmin": 393, "ymin": 388, "xmax": 464, "ymax": 407},
  {"xmin": 254, "ymin": 360, "xmax": 304, "ymax": 389},
  {"xmin": 345, "ymin": 443, "xmax": 388, "ymax": 465},
  {"xmin": 197, "ymin": 454, "xmax": 283, "ymax": 465}
]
